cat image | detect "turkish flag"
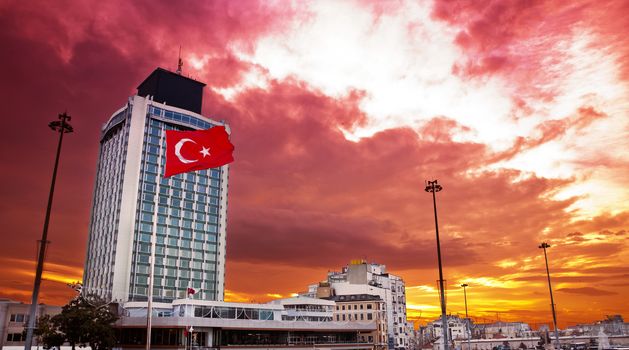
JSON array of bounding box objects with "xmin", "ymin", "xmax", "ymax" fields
[
  {"xmin": 164, "ymin": 126, "xmax": 234, "ymax": 178},
  {"xmin": 187, "ymin": 287, "xmax": 196, "ymax": 295}
]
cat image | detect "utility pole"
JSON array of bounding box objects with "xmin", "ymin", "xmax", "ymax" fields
[
  {"xmin": 24, "ymin": 113, "xmax": 73, "ymax": 350},
  {"xmin": 425, "ymin": 180, "xmax": 448, "ymax": 350},
  {"xmin": 539, "ymin": 242, "xmax": 560, "ymax": 350},
  {"xmin": 461, "ymin": 284, "xmax": 472, "ymax": 350}
]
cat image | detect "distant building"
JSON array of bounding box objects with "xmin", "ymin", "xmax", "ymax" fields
[
  {"xmin": 473, "ymin": 321, "xmax": 532, "ymax": 339},
  {"xmin": 427, "ymin": 315, "xmax": 471, "ymax": 343},
  {"xmin": 564, "ymin": 315, "xmax": 629, "ymax": 336},
  {"xmin": 304, "ymin": 260, "xmax": 411, "ymax": 350},
  {"xmin": 0, "ymin": 299, "xmax": 61, "ymax": 347},
  {"xmin": 405, "ymin": 321, "xmax": 418, "ymax": 350}
]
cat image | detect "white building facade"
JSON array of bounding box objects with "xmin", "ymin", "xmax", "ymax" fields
[
  {"xmin": 427, "ymin": 315, "xmax": 470, "ymax": 342},
  {"xmin": 306, "ymin": 260, "xmax": 411, "ymax": 350},
  {"xmin": 0, "ymin": 299, "xmax": 62, "ymax": 348},
  {"xmin": 83, "ymin": 68, "xmax": 230, "ymax": 303},
  {"xmin": 268, "ymin": 296, "xmax": 335, "ymax": 322}
]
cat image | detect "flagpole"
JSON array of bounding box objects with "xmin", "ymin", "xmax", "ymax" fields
[{"xmin": 146, "ymin": 121, "xmax": 165, "ymax": 350}]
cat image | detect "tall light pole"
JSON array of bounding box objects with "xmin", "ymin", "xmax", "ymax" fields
[
  {"xmin": 425, "ymin": 180, "xmax": 448, "ymax": 350},
  {"xmin": 461, "ymin": 284, "xmax": 472, "ymax": 350},
  {"xmin": 24, "ymin": 113, "xmax": 73, "ymax": 350},
  {"xmin": 539, "ymin": 242, "xmax": 560, "ymax": 349}
]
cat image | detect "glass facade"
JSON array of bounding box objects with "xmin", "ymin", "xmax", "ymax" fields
[
  {"xmin": 129, "ymin": 105, "xmax": 225, "ymax": 302},
  {"xmin": 194, "ymin": 305, "xmax": 275, "ymax": 320}
]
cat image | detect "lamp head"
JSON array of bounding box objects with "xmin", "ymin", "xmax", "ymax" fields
[
  {"xmin": 424, "ymin": 180, "xmax": 443, "ymax": 192},
  {"xmin": 49, "ymin": 112, "xmax": 74, "ymax": 133}
]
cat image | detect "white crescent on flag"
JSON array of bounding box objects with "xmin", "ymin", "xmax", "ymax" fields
[{"xmin": 174, "ymin": 138, "xmax": 198, "ymax": 164}]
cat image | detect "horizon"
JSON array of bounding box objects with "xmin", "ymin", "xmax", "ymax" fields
[{"xmin": 0, "ymin": 0, "xmax": 627, "ymax": 330}]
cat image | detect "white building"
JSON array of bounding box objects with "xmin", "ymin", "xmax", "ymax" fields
[
  {"xmin": 563, "ymin": 315, "xmax": 629, "ymax": 336},
  {"xmin": 268, "ymin": 296, "xmax": 335, "ymax": 322},
  {"xmin": 473, "ymin": 321, "xmax": 533, "ymax": 339},
  {"xmin": 0, "ymin": 299, "xmax": 62, "ymax": 348},
  {"xmin": 117, "ymin": 298, "xmax": 376, "ymax": 349},
  {"xmin": 305, "ymin": 260, "xmax": 411, "ymax": 350},
  {"xmin": 83, "ymin": 68, "xmax": 230, "ymax": 303},
  {"xmin": 427, "ymin": 315, "xmax": 470, "ymax": 342}
]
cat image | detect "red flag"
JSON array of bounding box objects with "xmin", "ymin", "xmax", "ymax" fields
[
  {"xmin": 164, "ymin": 126, "xmax": 234, "ymax": 178},
  {"xmin": 187, "ymin": 287, "xmax": 196, "ymax": 295}
]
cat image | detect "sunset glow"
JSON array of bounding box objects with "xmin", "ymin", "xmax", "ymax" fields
[{"xmin": 0, "ymin": 0, "xmax": 627, "ymax": 329}]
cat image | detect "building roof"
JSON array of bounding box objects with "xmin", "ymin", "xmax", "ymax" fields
[
  {"xmin": 136, "ymin": 67, "xmax": 206, "ymax": 114},
  {"xmin": 268, "ymin": 296, "xmax": 335, "ymax": 306},
  {"xmin": 325, "ymin": 294, "xmax": 383, "ymax": 302}
]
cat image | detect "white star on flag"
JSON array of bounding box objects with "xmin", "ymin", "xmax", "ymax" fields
[{"xmin": 199, "ymin": 146, "xmax": 211, "ymax": 158}]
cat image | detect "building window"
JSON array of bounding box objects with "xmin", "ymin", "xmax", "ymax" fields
[
  {"xmin": 367, "ymin": 304, "xmax": 372, "ymax": 309},
  {"xmin": 7, "ymin": 333, "xmax": 25, "ymax": 342},
  {"xmin": 10, "ymin": 314, "xmax": 26, "ymax": 323},
  {"xmin": 368, "ymin": 313, "xmax": 373, "ymax": 320}
]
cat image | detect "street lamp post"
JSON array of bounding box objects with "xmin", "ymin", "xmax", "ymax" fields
[
  {"xmin": 24, "ymin": 113, "xmax": 73, "ymax": 350},
  {"xmin": 461, "ymin": 284, "xmax": 472, "ymax": 350},
  {"xmin": 425, "ymin": 180, "xmax": 448, "ymax": 350},
  {"xmin": 539, "ymin": 242, "xmax": 560, "ymax": 350}
]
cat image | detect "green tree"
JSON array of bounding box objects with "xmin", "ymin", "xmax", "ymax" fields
[
  {"xmin": 23, "ymin": 314, "xmax": 64, "ymax": 349},
  {"xmin": 80, "ymin": 296, "xmax": 118, "ymax": 350},
  {"xmin": 31, "ymin": 294, "xmax": 118, "ymax": 350}
]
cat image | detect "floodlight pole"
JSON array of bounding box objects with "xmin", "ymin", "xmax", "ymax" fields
[
  {"xmin": 539, "ymin": 242, "xmax": 560, "ymax": 349},
  {"xmin": 24, "ymin": 113, "xmax": 73, "ymax": 350},
  {"xmin": 425, "ymin": 180, "xmax": 448, "ymax": 350},
  {"xmin": 461, "ymin": 283, "xmax": 471, "ymax": 350}
]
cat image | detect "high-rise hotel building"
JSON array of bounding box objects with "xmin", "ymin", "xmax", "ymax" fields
[{"xmin": 83, "ymin": 68, "xmax": 229, "ymax": 303}]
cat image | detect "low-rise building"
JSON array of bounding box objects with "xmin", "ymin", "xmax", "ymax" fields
[
  {"xmin": 118, "ymin": 298, "xmax": 377, "ymax": 349},
  {"xmin": 564, "ymin": 315, "xmax": 629, "ymax": 336},
  {"xmin": 428, "ymin": 315, "xmax": 471, "ymax": 342},
  {"xmin": 473, "ymin": 321, "xmax": 532, "ymax": 339},
  {"xmin": 0, "ymin": 299, "xmax": 62, "ymax": 348}
]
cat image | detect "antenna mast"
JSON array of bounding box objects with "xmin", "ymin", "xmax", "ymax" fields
[{"xmin": 176, "ymin": 46, "xmax": 183, "ymax": 75}]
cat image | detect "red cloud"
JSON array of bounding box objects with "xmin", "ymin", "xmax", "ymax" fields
[
  {"xmin": 434, "ymin": 0, "xmax": 629, "ymax": 105},
  {"xmin": 490, "ymin": 106, "xmax": 607, "ymax": 162}
]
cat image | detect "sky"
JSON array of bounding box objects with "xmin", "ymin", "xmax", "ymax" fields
[{"xmin": 0, "ymin": 0, "xmax": 627, "ymax": 328}]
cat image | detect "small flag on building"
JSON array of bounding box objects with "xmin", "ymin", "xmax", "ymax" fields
[
  {"xmin": 187, "ymin": 287, "xmax": 196, "ymax": 296},
  {"xmin": 164, "ymin": 126, "xmax": 234, "ymax": 178}
]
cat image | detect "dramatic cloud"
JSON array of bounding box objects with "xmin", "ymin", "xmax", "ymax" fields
[
  {"xmin": 556, "ymin": 287, "xmax": 617, "ymax": 296},
  {"xmin": 0, "ymin": 0, "xmax": 627, "ymax": 327}
]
